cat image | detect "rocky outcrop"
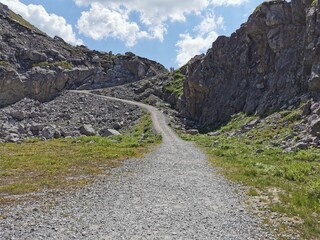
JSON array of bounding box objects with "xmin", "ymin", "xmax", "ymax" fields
[
  {"xmin": 181, "ymin": 0, "xmax": 320, "ymax": 127},
  {"xmin": 0, "ymin": 3, "xmax": 166, "ymax": 107}
]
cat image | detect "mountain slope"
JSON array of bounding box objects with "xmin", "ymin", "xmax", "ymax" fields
[{"xmin": 0, "ymin": 3, "xmax": 166, "ymax": 107}]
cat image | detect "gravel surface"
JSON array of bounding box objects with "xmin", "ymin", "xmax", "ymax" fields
[{"xmin": 0, "ymin": 91, "xmax": 274, "ymax": 239}]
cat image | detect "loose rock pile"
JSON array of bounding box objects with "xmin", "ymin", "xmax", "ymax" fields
[
  {"xmin": 0, "ymin": 91, "xmax": 142, "ymax": 143},
  {"xmin": 290, "ymin": 100, "xmax": 320, "ymax": 149}
]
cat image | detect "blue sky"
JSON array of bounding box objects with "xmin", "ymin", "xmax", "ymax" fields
[{"xmin": 0, "ymin": 0, "xmax": 263, "ymax": 69}]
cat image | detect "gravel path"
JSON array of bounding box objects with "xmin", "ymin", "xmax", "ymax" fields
[{"xmin": 0, "ymin": 91, "xmax": 274, "ymax": 239}]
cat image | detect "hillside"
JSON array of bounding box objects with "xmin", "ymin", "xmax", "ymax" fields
[{"xmin": 0, "ymin": 3, "xmax": 166, "ymax": 107}]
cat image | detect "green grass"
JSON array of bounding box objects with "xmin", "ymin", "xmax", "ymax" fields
[
  {"xmin": 163, "ymin": 69, "xmax": 185, "ymax": 97},
  {"xmin": 0, "ymin": 61, "xmax": 10, "ymax": 67},
  {"xmin": 0, "ymin": 113, "xmax": 161, "ymax": 202},
  {"xmin": 181, "ymin": 110, "xmax": 320, "ymax": 239},
  {"xmin": 8, "ymin": 10, "xmax": 43, "ymax": 34},
  {"xmin": 33, "ymin": 61, "xmax": 73, "ymax": 70}
]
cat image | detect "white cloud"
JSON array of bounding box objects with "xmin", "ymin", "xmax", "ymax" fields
[
  {"xmin": 77, "ymin": 3, "xmax": 148, "ymax": 47},
  {"xmin": 176, "ymin": 15, "xmax": 223, "ymax": 67},
  {"xmin": 74, "ymin": 0, "xmax": 247, "ymax": 46},
  {"xmin": 0, "ymin": 0, "xmax": 83, "ymax": 45},
  {"xmin": 210, "ymin": 0, "xmax": 249, "ymax": 6}
]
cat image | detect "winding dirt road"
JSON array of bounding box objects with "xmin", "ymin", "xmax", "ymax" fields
[{"xmin": 0, "ymin": 91, "xmax": 273, "ymax": 239}]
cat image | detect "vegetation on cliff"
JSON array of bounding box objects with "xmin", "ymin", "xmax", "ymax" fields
[{"xmin": 163, "ymin": 69, "xmax": 185, "ymax": 97}]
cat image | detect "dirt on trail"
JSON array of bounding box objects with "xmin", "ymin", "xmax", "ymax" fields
[{"xmin": 0, "ymin": 91, "xmax": 274, "ymax": 239}]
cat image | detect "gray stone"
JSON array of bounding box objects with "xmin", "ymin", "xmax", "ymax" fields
[
  {"xmin": 5, "ymin": 133, "xmax": 20, "ymax": 143},
  {"xmin": 294, "ymin": 142, "xmax": 308, "ymax": 150},
  {"xmin": 10, "ymin": 110, "xmax": 25, "ymax": 121},
  {"xmin": 79, "ymin": 125, "xmax": 96, "ymax": 136},
  {"xmin": 99, "ymin": 128, "xmax": 120, "ymax": 137},
  {"xmin": 186, "ymin": 129, "xmax": 199, "ymax": 135},
  {"xmin": 301, "ymin": 100, "xmax": 312, "ymax": 116},
  {"xmin": 309, "ymin": 73, "xmax": 320, "ymax": 92},
  {"xmin": 310, "ymin": 118, "xmax": 320, "ymax": 136},
  {"xmin": 207, "ymin": 131, "xmax": 221, "ymax": 137},
  {"xmin": 29, "ymin": 123, "xmax": 45, "ymax": 136},
  {"xmin": 311, "ymin": 102, "xmax": 320, "ymax": 115},
  {"xmin": 41, "ymin": 127, "xmax": 55, "ymax": 139},
  {"xmin": 112, "ymin": 122, "xmax": 122, "ymax": 130}
]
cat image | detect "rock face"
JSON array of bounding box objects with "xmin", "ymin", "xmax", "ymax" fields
[
  {"xmin": 0, "ymin": 3, "xmax": 166, "ymax": 107},
  {"xmin": 182, "ymin": 0, "xmax": 320, "ymax": 127}
]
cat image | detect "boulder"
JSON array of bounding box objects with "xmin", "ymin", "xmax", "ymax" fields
[
  {"xmin": 29, "ymin": 123, "xmax": 45, "ymax": 136},
  {"xmin": 301, "ymin": 100, "xmax": 312, "ymax": 116},
  {"xmin": 99, "ymin": 128, "xmax": 120, "ymax": 137},
  {"xmin": 5, "ymin": 133, "xmax": 20, "ymax": 143},
  {"xmin": 186, "ymin": 129, "xmax": 199, "ymax": 135},
  {"xmin": 20, "ymin": 50, "xmax": 47, "ymax": 62},
  {"xmin": 310, "ymin": 118, "xmax": 320, "ymax": 136},
  {"xmin": 79, "ymin": 124, "xmax": 96, "ymax": 136},
  {"xmin": 9, "ymin": 110, "xmax": 25, "ymax": 121},
  {"xmin": 41, "ymin": 127, "xmax": 55, "ymax": 139},
  {"xmin": 308, "ymin": 73, "xmax": 320, "ymax": 92},
  {"xmin": 294, "ymin": 142, "xmax": 308, "ymax": 150},
  {"xmin": 311, "ymin": 102, "xmax": 320, "ymax": 115}
]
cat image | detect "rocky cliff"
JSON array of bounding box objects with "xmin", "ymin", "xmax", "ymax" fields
[
  {"xmin": 181, "ymin": 0, "xmax": 320, "ymax": 127},
  {"xmin": 0, "ymin": 3, "xmax": 166, "ymax": 107}
]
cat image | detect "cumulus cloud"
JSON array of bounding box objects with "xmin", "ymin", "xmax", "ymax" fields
[
  {"xmin": 74, "ymin": 0, "xmax": 247, "ymax": 46},
  {"xmin": 0, "ymin": 0, "xmax": 83, "ymax": 45},
  {"xmin": 77, "ymin": 3, "xmax": 148, "ymax": 47},
  {"xmin": 176, "ymin": 15, "xmax": 223, "ymax": 67}
]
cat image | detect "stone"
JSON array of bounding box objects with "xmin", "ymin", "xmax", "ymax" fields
[
  {"xmin": 53, "ymin": 130, "xmax": 61, "ymax": 139},
  {"xmin": 29, "ymin": 123, "xmax": 45, "ymax": 136},
  {"xmin": 186, "ymin": 129, "xmax": 199, "ymax": 135},
  {"xmin": 309, "ymin": 73, "xmax": 320, "ymax": 92},
  {"xmin": 41, "ymin": 127, "xmax": 55, "ymax": 139},
  {"xmin": 92, "ymin": 55, "xmax": 100, "ymax": 63},
  {"xmin": 10, "ymin": 110, "xmax": 25, "ymax": 121},
  {"xmin": 307, "ymin": 114, "xmax": 319, "ymax": 124},
  {"xmin": 99, "ymin": 128, "xmax": 120, "ymax": 137},
  {"xmin": 207, "ymin": 131, "xmax": 221, "ymax": 137},
  {"xmin": 311, "ymin": 102, "xmax": 320, "ymax": 114},
  {"xmin": 79, "ymin": 125, "xmax": 96, "ymax": 136},
  {"xmin": 301, "ymin": 100, "xmax": 312, "ymax": 116},
  {"xmin": 113, "ymin": 122, "xmax": 122, "ymax": 130},
  {"xmin": 5, "ymin": 133, "xmax": 20, "ymax": 143},
  {"xmin": 310, "ymin": 118, "xmax": 320, "ymax": 136},
  {"xmin": 294, "ymin": 142, "xmax": 308, "ymax": 150}
]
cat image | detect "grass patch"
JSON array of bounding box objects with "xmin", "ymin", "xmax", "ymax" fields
[
  {"xmin": 8, "ymin": 10, "xmax": 43, "ymax": 34},
  {"xmin": 181, "ymin": 110, "xmax": 320, "ymax": 238},
  {"xmin": 0, "ymin": 113, "xmax": 161, "ymax": 201},
  {"xmin": 33, "ymin": 60, "xmax": 73, "ymax": 70},
  {"xmin": 163, "ymin": 69, "xmax": 185, "ymax": 97},
  {"xmin": 0, "ymin": 60, "xmax": 10, "ymax": 67}
]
